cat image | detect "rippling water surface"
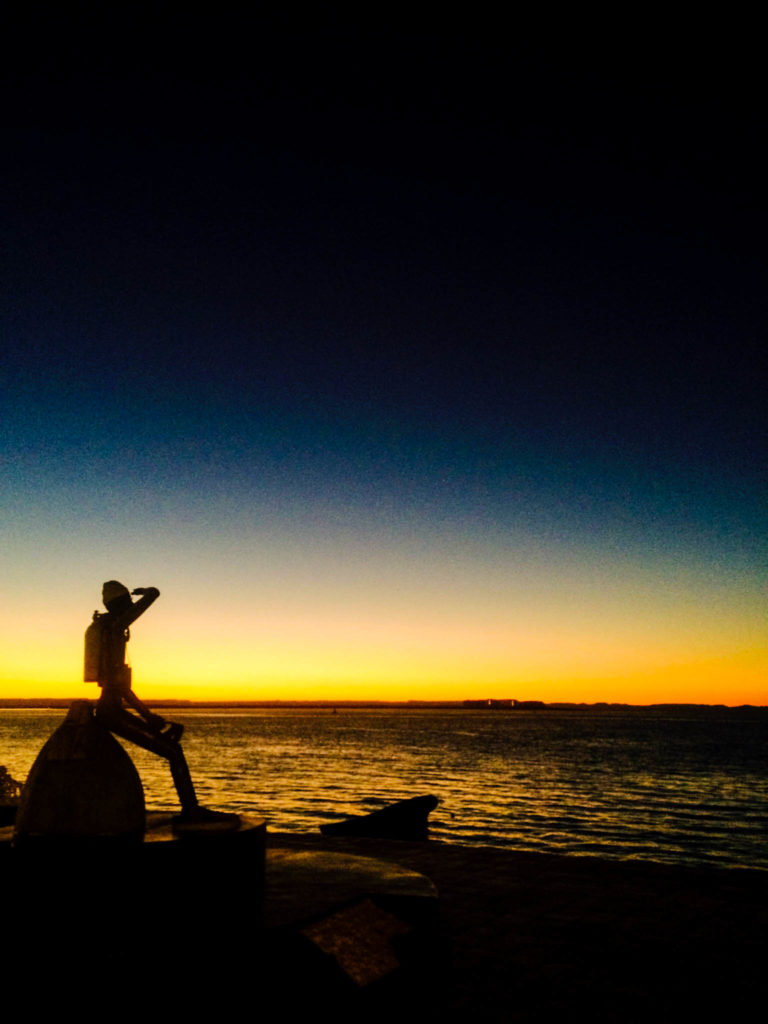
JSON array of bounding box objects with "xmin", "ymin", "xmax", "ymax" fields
[{"xmin": 2, "ymin": 706, "xmax": 766, "ymax": 869}]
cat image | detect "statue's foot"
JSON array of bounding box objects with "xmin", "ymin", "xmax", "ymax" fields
[{"xmin": 172, "ymin": 807, "xmax": 241, "ymax": 833}]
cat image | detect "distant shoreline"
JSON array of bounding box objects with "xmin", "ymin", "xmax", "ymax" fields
[{"xmin": 1, "ymin": 698, "xmax": 765, "ymax": 711}]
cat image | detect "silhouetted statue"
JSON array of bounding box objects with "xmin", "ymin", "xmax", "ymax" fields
[{"xmin": 85, "ymin": 580, "xmax": 238, "ymax": 831}]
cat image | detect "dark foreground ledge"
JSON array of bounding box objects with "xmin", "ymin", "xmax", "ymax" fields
[
  {"xmin": 269, "ymin": 832, "xmax": 768, "ymax": 1022},
  {"xmin": 3, "ymin": 822, "xmax": 765, "ymax": 1021}
]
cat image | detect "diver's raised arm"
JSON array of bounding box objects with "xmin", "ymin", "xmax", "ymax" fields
[{"xmin": 114, "ymin": 586, "xmax": 160, "ymax": 628}]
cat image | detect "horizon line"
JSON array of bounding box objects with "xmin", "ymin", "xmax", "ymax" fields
[{"xmin": 0, "ymin": 698, "xmax": 764, "ymax": 710}]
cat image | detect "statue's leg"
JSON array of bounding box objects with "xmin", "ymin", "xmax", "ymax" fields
[
  {"xmin": 95, "ymin": 707, "xmax": 198, "ymax": 812},
  {"xmin": 166, "ymin": 747, "xmax": 198, "ymax": 812}
]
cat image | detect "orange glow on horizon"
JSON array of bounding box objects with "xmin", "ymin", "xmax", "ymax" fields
[
  {"xmin": 2, "ymin": 642, "xmax": 765, "ymax": 707},
  {"xmin": 1, "ymin": 541, "xmax": 764, "ymax": 707}
]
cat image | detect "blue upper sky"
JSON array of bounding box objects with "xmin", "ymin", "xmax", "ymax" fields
[{"xmin": 2, "ymin": 14, "xmax": 765, "ymax": 699}]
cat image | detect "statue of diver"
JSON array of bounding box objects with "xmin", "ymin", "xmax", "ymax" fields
[{"xmin": 85, "ymin": 580, "xmax": 238, "ymax": 830}]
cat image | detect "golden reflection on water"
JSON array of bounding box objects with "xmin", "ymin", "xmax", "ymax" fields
[{"xmin": 2, "ymin": 707, "xmax": 766, "ymax": 869}]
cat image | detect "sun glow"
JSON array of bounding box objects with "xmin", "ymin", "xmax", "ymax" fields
[
  {"xmin": 2, "ymin": 603, "xmax": 764, "ymax": 705},
  {"xmin": 1, "ymin": 512, "xmax": 764, "ymax": 706}
]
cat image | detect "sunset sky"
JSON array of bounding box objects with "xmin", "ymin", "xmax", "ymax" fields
[{"xmin": 2, "ymin": 15, "xmax": 765, "ymax": 704}]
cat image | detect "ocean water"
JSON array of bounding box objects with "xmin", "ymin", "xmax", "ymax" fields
[{"xmin": 2, "ymin": 706, "xmax": 766, "ymax": 870}]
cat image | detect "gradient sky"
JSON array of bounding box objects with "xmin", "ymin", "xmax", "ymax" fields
[{"xmin": 2, "ymin": 15, "xmax": 765, "ymax": 703}]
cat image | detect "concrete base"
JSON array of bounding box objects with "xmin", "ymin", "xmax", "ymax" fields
[
  {"xmin": 266, "ymin": 846, "xmax": 437, "ymax": 928},
  {"xmin": 1, "ymin": 820, "xmax": 440, "ymax": 1012},
  {"xmin": 262, "ymin": 846, "xmax": 441, "ymax": 1008},
  {"xmin": 2, "ymin": 812, "xmax": 267, "ymax": 1003}
]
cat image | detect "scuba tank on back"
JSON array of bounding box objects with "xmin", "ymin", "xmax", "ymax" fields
[{"xmin": 83, "ymin": 612, "xmax": 103, "ymax": 682}]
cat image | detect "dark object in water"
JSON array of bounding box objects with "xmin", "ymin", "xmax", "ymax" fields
[
  {"xmin": 320, "ymin": 795, "xmax": 439, "ymax": 840},
  {"xmin": 0, "ymin": 765, "xmax": 22, "ymax": 826}
]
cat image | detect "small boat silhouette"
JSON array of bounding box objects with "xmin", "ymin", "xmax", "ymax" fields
[{"xmin": 320, "ymin": 794, "xmax": 438, "ymax": 840}]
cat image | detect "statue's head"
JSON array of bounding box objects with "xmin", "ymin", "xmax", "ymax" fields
[{"xmin": 102, "ymin": 580, "xmax": 132, "ymax": 615}]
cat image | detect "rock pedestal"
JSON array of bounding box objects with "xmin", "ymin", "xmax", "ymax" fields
[{"xmin": 14, "ymin": 700, "xmax": 145, "ymax": 843}]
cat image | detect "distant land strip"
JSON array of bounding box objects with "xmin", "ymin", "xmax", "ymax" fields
[{"xmin": 0, "ymin": 698, "xmax": 765, "ymax": 712}]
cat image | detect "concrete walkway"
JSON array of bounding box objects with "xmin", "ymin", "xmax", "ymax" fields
[{"xmin": 270, "ymin": 832, "xmax": 768, "ymax": 1022}]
